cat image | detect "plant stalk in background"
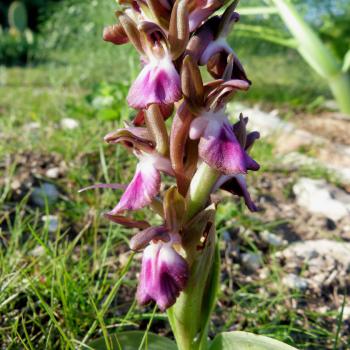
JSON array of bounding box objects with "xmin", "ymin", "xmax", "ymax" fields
[{"xmin": 270, "ymin": 0, "xmax": 350, "ymax": 115}]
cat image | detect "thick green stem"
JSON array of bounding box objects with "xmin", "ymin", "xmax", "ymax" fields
[
  {"xmin": 168, "ymin": 163, "xmax": 221, "ymax": 350},
  {"xmin": 271, "ymin": 0, "xmax": 350, "ymax": 115},
  {"xmin": 329, "ymin": 73, "xmax": 350, "ymax": 115},
  {"xmin": 185, "ymin": 162, "xmax": 220, "ymax": 221}
]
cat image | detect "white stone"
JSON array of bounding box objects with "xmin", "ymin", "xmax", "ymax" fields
[
  {"xmin": 92, "ymin": 96, "xmax": 114, "ymax": 109},
  {"xmin": 282, "ymin": 273, "xmax": 308, "ymax": 291},
  {"xmin": 229, "ymin": 104, "xmax": 293, "ymax": 137},
  {"xmin": 45, "ymin": 167, "xmax": 60, "ymax": 179},
  {"xmin": 341, "ymin": 306, "xmax": 350, "ymax": 320},
  {"xmin": 26, "ymin": 122, "xmax": 41, "ymax": 130},
  {"xmin": 241, "ymin": 252, "xmax": 262, "ymax": 271},
  {"xmin": 41, "ymin": 215, "xmax": 59, "ymax": 232},
  {"xmin": 282, "ymin": 239, "xmax": 350, "ymax": 269},
  {"xmin": 260, "ymin": 230, "xmax": 286, "ymax": 247},
  {"xmin": 30, "ymin": 246, "xmax": 45, "ymax": 257},
  {"xmin": 293, "ymin": 178, "xmax": 350, "ymax": 221},
  {"xmin": 60, "ymin": 118, "xmax": 79, "ymax": 130}
]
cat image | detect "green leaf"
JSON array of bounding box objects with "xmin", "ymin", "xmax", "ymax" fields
[
  {"xmin": 89, "ymin": 331, "xmax": 177, "ymax": 350},
  {"xmin": 8, "ymin": 2, "xmax": 28, "ymax": 32},
  {"xmin": 209, "ymin": 331, "xmax": 299, "ymax": 350},
  {"xmin": 342, "ymin": 49, "xmax": 350, "ymax": 73}
]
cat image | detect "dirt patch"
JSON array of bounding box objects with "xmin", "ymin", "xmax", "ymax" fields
[
  {"xmin": 294, "ymin": 112, "xmax": 350, "ymax": 146},
  {"xmin": 248, "ymin": 171, "xmax": 350, "ymax": 242}
]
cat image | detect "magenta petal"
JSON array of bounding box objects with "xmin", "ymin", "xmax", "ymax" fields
[
  {"xmin": 199, "ymin": 121, "xmax": 248, "ymax": 175},
  {"xmin": 127, "ymin": 57, "xmax": 181, "ymax": 109},
  {"xmin": 189, "ymin": 116, "xmax": 209, "ymax": 140},
  {"xmin": 199, "ymin": 40, "xmax": 231, "ymax": 65},
  {"xmin": 136, "ymin": 242, "xmax": 188, "ymax": 311},
  {"xmin": 110, "ymin": 160, "xmax": 161, "ymax": 213},
  {"xmin": 221, "ymin": 174, "xmax": 258, "ymax": 212},
  {"xmin": 189, "ymin": 0, "xmax": 222, "ymax": 32}
]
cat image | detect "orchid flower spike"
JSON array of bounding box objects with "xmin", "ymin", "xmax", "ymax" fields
[{"xmin": 83, "ymin": 0, "xmax": 262, "ymax": 315}]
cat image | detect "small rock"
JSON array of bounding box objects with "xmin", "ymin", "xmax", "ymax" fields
[
  {"xmin": 25, "ymin": 122, "xmax": 41, "ymax": 130},
  {"xmin": 281, "ymin": 239, "xmax": 350, "ymax": 269},
  {"xmin": 41, "ymin": 215, "xmax": 59, "ymax": 232},
  {"xmin": 341, "ymin": 305, "xmax": 350, "ymax": 320},
  {"xmin": 92, "ymin": 96, "xmax": 114, "ymax": 109},
  {"xmin": 260, "ymin": 230, "xmax": 287, "ymax": 247},
  {"xmin": 323, "ymin": 100, "xmax": 338, "ymax": 111},
  {"xmin": 60, "ymin": 118, "xmax": 79, "ymax": 130},
  {"xmin": 293, "ymin": 178, "xmax": 350, "ymax": 221},
  {"xmin": 241, "ymin": 252, "xmax": 262, "ymax": 271},
  {"xmin": 282, "ymin": 273, "xmax": 308, "ymax": 291},
  {"xmin": 31, "ymin": 183, "xmax": 59, "ymax": 207},
  {"xmin": 280, "ymin": 152, "xmax": 319, "ymax": 168},
  {"xmin": 229, "ymin": 104, "xmax": 293, "ymax": 137},
  {"xmin": 30, "ymin": 245, "xmax": 45, "ymax": 257},
  {"xmin": 45, "ymin": 167, "xmax": 61, "ymax": 179}
]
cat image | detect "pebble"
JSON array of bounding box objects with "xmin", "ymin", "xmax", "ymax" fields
[
  {"xmin": 241, "ymin": 252, "xmax": 262, "ymax": 271},
  {"xmin": 281, "ymin": 239, "xmax": 350, "ymax": 269},
  {"xmin": 260, "ymin": 230, "xmax": 287, "ymax": 247},
  {"xmin": 31, "ymin": 183, "xmax": 59, "ymax": 207},
  {"xmin": 60, "ymin": 118, "xmax": 79, "ymax": 130},
  {"xmin": 30, "ymin": 246, "xmax": 45, "ymax": 257},
  {"xmin": 293, "ymin": 178, "xmax": 350, "ymax": 221},
  {"xmin": 45, "ymin": 167, "xmax": 61, "ymax": 179},
  {"xmin": 92, "ymin": 96, "xmax": 114, "ymax": 109},
  {"xmin": 282, "ymin": 273, "xmax": 308, "ymax": 291},
  {"xmin": 25, "ymin": 122, "xmax": 41, "ymax": 130},
  {"xmin": 41, "ymin": 215, "xmax": 59, "ymax": 232},
  {"xmin": 229, "ymin": 104, "xmax": 293, "ymax": 137}
]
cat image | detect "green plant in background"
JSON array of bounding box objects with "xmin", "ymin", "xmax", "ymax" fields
[
  {"xmin": 235, "ymin": 0, "xmax": 350, "ymax": 115},
  {"xmin": 8, "ymin": 1, "xmax": 28, "ymax": 32},
  {"xmin": 0, "ymin": 1, "xmax": 35, "ymax": 65}
]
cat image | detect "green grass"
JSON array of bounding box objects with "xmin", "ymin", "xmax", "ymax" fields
[{"xmin": 0, "ymin": 48, "xmax": 346, "ymax": 349}]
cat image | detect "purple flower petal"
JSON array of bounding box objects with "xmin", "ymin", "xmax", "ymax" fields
[
  {"xmin": 189, "ymin": 0, "xmax": 222, "ymax": 32},
  {"xmin": 110, "ymin": 159, "xmax": 161, "ymax": 213},
  {"xmin": 104, "ymin": 213, "xmax": 150, "ymax": 229},
  {"xmin": 220, "ymin": 174, "xmax": 258, "ymax": 212},
  {"xmin": 199, "ymin": 39, "xmax": 231, "ymax": 65},
  {"xmin": 127, "ymin": 57, "xmax": 181, "ymax": 109},
  {"xmin": 136, "ymin": 242, "xmax": 188, "ymax": 311},
  {"xmin": 199, "ymin": 120, "xmax": 249, "ymax": 174},
  {"xmin": 189, "ymin": 116, "xmax": 209, "ymax": 140}
]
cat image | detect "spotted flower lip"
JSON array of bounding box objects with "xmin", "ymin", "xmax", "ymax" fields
[{"xmin": 136, "ymin": 240, "xmax": 188, "ymax": 311}]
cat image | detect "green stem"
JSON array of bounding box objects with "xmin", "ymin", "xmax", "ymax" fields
[
  {"xmin": 329, "ymin": 73, "xmax": 350, "ymax": 115},
  {"xmin": 168, "ymin": 163, "xmax": 221, "ymax": 350},
  {"xmin": 185, "ymin": 162, "xmax": 220, "ymax": 221}
]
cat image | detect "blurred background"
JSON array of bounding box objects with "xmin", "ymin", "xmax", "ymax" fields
[{"xmin": 1, "ymin": 0, "xmax": 350, "ymax": 349}]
